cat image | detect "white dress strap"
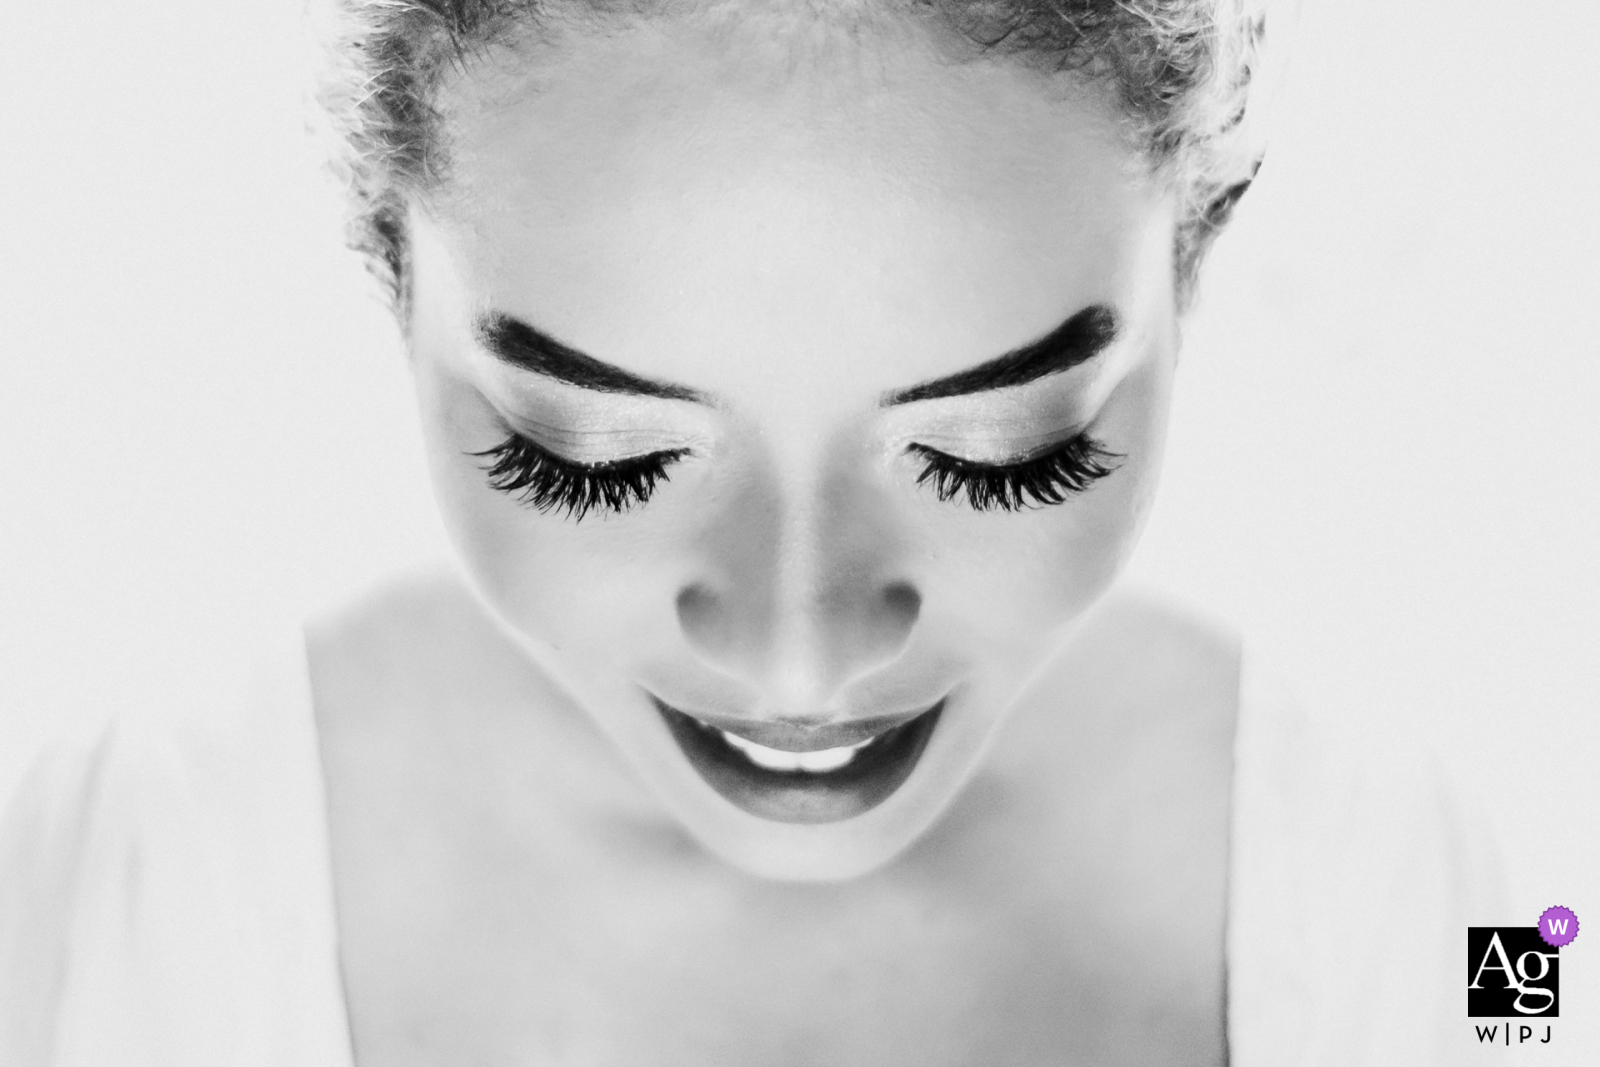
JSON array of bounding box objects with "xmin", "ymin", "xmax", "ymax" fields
[
  {"xmin": 1225, "ymin": 651, "xmax": 1317, "ymax": 1064},
  {"xmin": 0, "ymin": 628, "xmax": 354, "ymax": 1067},
  {"xmin": 1227, "ymin": 645, "xmax": 1509, "ymax": 1065}
]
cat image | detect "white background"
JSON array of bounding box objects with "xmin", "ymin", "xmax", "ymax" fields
[{"xmin": 2, "ymin": 0, "xmax": 1596, "ymax": 1055}]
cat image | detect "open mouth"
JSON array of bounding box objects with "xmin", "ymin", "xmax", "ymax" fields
[{"xmin": 652, "ymin": 696, "xmax": 945, "ymax": 824}]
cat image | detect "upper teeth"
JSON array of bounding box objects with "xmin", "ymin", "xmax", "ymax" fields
[{"xmin": 719, "ymin": 730, "xmax": 876, "ymax": 773}]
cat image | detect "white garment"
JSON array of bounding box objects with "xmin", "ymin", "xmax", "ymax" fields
[{"xmin": 0, "ymin": 628, "xmax": 1504, "ymax": 1065}]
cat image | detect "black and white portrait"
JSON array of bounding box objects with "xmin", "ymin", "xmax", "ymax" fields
[{"xmin": 1, "ymin": 0, "xmax": 1594, "ymax": 1063}]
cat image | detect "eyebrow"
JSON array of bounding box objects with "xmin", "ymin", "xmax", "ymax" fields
[
  {"xmin": 476, "ymin": 313, "xmax": 707, "ymax": 403},
  {"xmin": 883, "ymin": 304, "xmax": 1119, "ymax": 406},
  {"xmin": 476, "ymin": 303, "xmax": 1118, "ymax": 407}
]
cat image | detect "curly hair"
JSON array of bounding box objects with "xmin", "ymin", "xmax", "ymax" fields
[{"xmin": 309, "ymin": 0, "xmax": 1295, "ymax": 319}]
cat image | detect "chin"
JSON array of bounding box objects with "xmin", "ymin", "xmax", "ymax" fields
[
  {"xmin": 701, "ymin": 821, "xmax": 925, "ymax": 883},
  {"xmin": 670, "ymin": 789, "xmax": 950, "ymax": 883}
]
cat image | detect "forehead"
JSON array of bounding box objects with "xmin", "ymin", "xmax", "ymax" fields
[{"xmin": 419, "ymin": 15, "xmax": 1173, "ymax": 393}]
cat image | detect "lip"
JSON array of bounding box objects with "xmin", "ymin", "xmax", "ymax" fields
[
  {"xmin": 682, "ymin": 708, "xmax": 928, "ymax": 752},
  {"xmin": 652, "ymin": 695, "xmax": 945, "ymax": 825}
]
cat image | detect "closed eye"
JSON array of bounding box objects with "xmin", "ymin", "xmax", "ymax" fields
[
  {"xmin": 472, "ymin": 433, "xmax": 688, "ymax": 521},
  {"xmin": 908, "ymin": 434, "xmax": 1122, "ymax": 511}
]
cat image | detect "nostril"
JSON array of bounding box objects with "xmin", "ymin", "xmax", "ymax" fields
[
  {"xmin": 881, "ymin": 581, "xmax": 921, "ymax": 628},
  {"xmin": 676, "ymin": 582, "xmax": 719, "ymax": 632}
]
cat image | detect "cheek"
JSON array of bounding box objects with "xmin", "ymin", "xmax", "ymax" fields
[{"xmin": 923, "ymin": 356, "xmax": 1172, "ymax": 655}]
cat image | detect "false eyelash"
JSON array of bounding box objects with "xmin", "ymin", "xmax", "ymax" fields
[
  {"xmin": 471, "ymin": 434, "xmax": 687, "ymax": 521},
  {"xmin": 909, "ymin": 434, "xmax": 1123, "ymax": 512}
]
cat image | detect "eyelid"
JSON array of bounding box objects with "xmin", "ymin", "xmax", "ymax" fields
[
  {"xmin": 902, "ymin": 424, "xmax": 1091, "ymax": 466},
  {"xmin": 881, "ymin": 375, "xmax": 1103, "ymax": 448},
  {"xmin": 907, "ymin": 438, "xmax": 1083, "ymax": 471},
  {"xmin": 477, "ymin": 380, "xmax": 710, "ymax": 463},
  {"xmin": 909, "ymin": 432, "xmax": 1122, "ymax": 512},
  {"xmin": 502, "ymin": 429, "xmax": 685, "ymax": 470},
  {"xmin": 502, "ymin": 417, "xmax": 697, "ymax": 464}
]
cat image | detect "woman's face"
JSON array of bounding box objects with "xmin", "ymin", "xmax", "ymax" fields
[{"xmin": 407, "ymin": 15, "xmax": 1180, "ymax": 880}]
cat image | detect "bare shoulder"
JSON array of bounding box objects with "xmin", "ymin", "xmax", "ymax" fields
[
  {"xmin": 1058, "ymin": 582, "xmax": 1242, "ymax": 727},
  {"xmin": 986, "ymin": 582, "xmax": 1241, "ymax": 790},
  {"xmin": 307, "ymin": 562, "xmax": 487, "ymax": 666},
  {"xmin": 303, "ymin": 563, "xmax": 544, "ymax": 734}
]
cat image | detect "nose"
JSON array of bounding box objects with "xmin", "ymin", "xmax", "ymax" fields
[{"xmin": 674, "ymin": 449, "xmax": 921, "ymax": 711}]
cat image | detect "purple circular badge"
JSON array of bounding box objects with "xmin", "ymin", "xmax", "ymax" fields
[{"xmin": 1539, "ymin": 906, "xmax": 1579, "ymax": 948}]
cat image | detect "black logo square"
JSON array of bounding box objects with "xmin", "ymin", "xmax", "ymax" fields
[{"xmin": 1468, "ymin": 927, "xmax": 1559, "ymax": 1017}]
